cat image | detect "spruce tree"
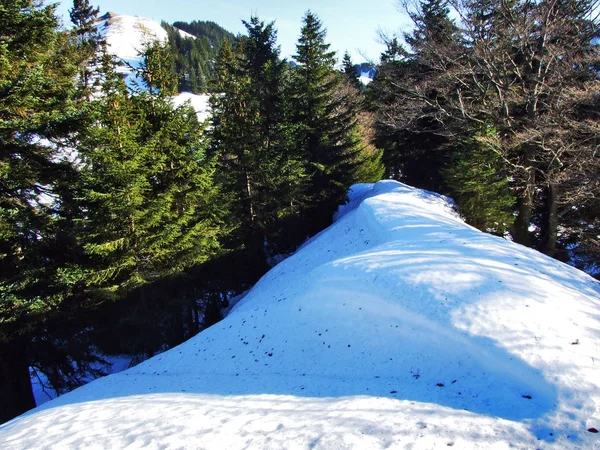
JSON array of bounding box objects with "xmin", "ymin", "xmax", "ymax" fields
[
  {"xmin": 69, "ymin": 0, "xmax": 103, "ymax": 98},
  {"xmin": 443, "ymin": 127, "xmax": 514, "ymax": 235},
  {"xmin": 342, "ymin": 51, "xmax": 361, "ymax": 90},
  {"xmin": 0, "ymin": 0, "xmax": 85, "ymax": 422},
  {"xmin": 76, "ymin": 41, "xmax": 221, "ymax": 300},
  {"xmin": 291, "ymin": 11, "xmax": 381, "ymax": 235},
  {"xmin": 210, "ymin": 18, "xmax": 306, "ymax": 268}
]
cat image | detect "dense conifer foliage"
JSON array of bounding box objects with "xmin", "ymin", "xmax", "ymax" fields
[
  {"xmin": 370, "ymin": 0, "xmax": 600, "ymax": 262},
  {"xmin": 161, "ymin": 20, "xmax": 235, "ymax": 93},
  {"xmin": 0, "ymin": 2, "xmax": 383, "ymax": 423},
  {"xmin": 289, "ymin": 11, "xmax": 384, "ymax": 237},
  {"xmin": 210, "ymin": 13, "xmax": 383, "ymax": 261},
  {"xmin": 0, "ymin": 0, "xmax": 86, "ymax": 422},
  {"xmin": 2, "ymin": 0, "xmax": 599, "ymax": 429}
]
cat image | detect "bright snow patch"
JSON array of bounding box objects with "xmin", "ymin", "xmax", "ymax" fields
[
  {"xmin": 98, "ymin": 13, "xmax": 168, "ymax": 71},
  {"xmin": 359, "ymin": 75, "xmax": 373, "ymax": 85},
  {"xmin": 174, "ymin": 27, "xmax": 196, "ymax": 40},
  {"xmin": 173, "ymin": 92, "xmax": 211, "ymax": 123},
  {"xmin": 2, "ymin": 180, "xmax": 599, "ymax": 449}
]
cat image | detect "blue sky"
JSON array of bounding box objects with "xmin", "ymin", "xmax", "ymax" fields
[{"xmin": 53, "ymin": 0, "xmax": 412, "ymax": 63}]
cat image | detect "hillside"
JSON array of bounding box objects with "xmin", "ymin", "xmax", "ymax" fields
[
  {"xmin": 162, "ymin": 20, "xmax": 235, "ymax": 93},
  {"xmin": 2, "ymin": 181, "xmax": 599, "ymax": 449},
  {"xmin": 94, "ymin": 12, "xmax": 213, "ymax": 122}
]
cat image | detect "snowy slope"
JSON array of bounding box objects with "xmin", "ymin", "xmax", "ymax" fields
[
  {"xmin": 98, "ymin": 12, "xmax": 169, "ymax": 70},
  {"xmin": 3, "ymin": 181, "xmax": 600, "ymax": 449},
  {"xmin": 172, "ymin": 92, "xmax": 211, "ymax": 123},
  {"xmin": 97, "ymin": 12, "xmax": 211, "ymax": 121}
]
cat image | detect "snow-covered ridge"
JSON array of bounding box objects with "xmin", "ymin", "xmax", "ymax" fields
[
  {"xmin": 98, "ymin": 12, "xmax": 169, "ymax": 66},
  {"xmin": 97, "ymin": 12, "xmax": 210, "ymax": 121},
  {"xmin": 2, "ymin": 181, "xmax": 599, "ymax": 449}
]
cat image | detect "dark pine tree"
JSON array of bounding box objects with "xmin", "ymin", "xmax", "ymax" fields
[
  {"xmin": 0, "ymin": 0, "xmax": 85, "ymax": 423},
  {"xmin": 291, "ymin": 11, "xmax": 380, "ymax": 236},
  {"xmin": 342, "ymin": 51, "xmax": 361, "ymax": 90},
  {"xmin": 210, "ymin": 18, "xmax": 306, "ymax": 271}
]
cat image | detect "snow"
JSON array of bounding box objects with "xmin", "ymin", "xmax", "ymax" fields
[
  {"xmin": 98, "ymin": 13, "xmax": 168, "ymax": 73},
  {"xmin": 359, "ymin": 75, "xmax": 373, "ymax": 85},
  {"xmin": 3, "ymin": 180, "xmax": 600, "ymax": 449},
  {"xmin": 174, "ymin": 27, "xmax": 196, "ymax": 40},
  {"xmin": 96, "ymin": 14, "xmax": 211, "ymax": 122},
  {"xmin": 30, "ymin": 356, "xmax": 134, "ymax": 407},
  {"xmin": 173, "ymin": 92, "xmax": 211, "ymax": 122}
]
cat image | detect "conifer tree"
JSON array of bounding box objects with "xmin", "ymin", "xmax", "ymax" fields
[
  {"xmin": 291, "ymin": 11, "xmax": 381, "ymax": 235},
  {"xmin": 0, "ymin": 0, "xmax": 85, "ymax": 422},
  {"xmin": 76, "ymin": 41, "xmax": 221, "ymax": 300},
  {"xmin": 443, "ymin": 127, "xmax": 514, "ymax": 235},
  {"xmin": 69, "ymin": 0, "xmax": 103, "ymax": 98},
  {"xmin": 210, "ymin": 18, "xmax": 306, "ymax": 267},
  {"xmin": 342, "ymin": 51, "xmax": 361, "ymax": 90}
]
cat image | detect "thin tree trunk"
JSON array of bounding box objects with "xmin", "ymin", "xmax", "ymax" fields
[
  {"xmin": 512, "ymin": 168, "xmax": 535, "ymax": 246},
  {"xmin": 0, "ymin": 339, "xmax": 35, "ymax": 424},
  {"xmin": 245, "ymin": 169, "xmax": 254, "ymax": 225},
  {"xmin": 541, "ymin": 181, "xmax": 558, "ymax": 256}
]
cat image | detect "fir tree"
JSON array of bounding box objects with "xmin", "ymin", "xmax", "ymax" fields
[
  {"xmin": 444, "ymin": 127, "xmax": 514, "ymax": 235},
  {"xmin": 77, "ymin": 41, "xmax": 221, "ymax": 300},
  {"xmin": 342, "ymin": 51, "xmax": 361, "ymax": 90},
  {"xmin": 69, "ymin": 0, "xmax": 103, "ymax": 97},
  {"xmin": 0, "ymin": 0, "xmax": 85, "ymax": 422},
  {"xmin": 291, "ymin": 11, "xmax": 381, "ymax": 235},
  {"xmin": 210, "ymin": 18, "xmax": 306, "ymax": 267}
]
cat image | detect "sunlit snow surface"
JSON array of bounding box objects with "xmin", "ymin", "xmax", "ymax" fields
[
  {"xmin": 98, "ymin": 13, "xmax": 168, "ymax": 80},
  {"xmin": 172, "ymin": 92, "xmax": 211, "ymax": 123},
  {"xmin": 97, "ymin": 14, "xmax": 210, "ymax": 122},
  {"xmin": 3, "ymin": 181, "xmax": 600, "ymax": 449}
]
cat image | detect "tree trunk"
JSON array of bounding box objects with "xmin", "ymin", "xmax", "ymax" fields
[
  {"xmin": 541, "ymin": 181, "xmax": 558, "ymax": 256},
  {"xmin": 512, "ymin": 168, "xmax": 535, "ymax": 246},
  {"xmin": 0, "ymin": 339, "xmax": 35, "ymax": 424}
]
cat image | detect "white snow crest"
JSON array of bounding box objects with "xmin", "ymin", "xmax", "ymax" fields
[
  {"xmin": 2, "ymin": 180, "xmax": 600, "ymax": 449},
  {"xmin": 99, "ymin": 13, "xmax": 168, "ymax": 63}
]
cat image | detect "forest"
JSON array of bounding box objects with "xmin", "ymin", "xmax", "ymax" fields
[{"xmin": 1, "ymin": 0, "xmax": 599, "ymax": 425}]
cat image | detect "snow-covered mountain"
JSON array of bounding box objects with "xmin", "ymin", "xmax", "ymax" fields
[
  {"xmin": 98, "ymin": 12, "xmax": 169, "ymax": 70},
  {"xmin": 97, "ymin": 12, "xmax": 210, "ymax": 120},
  {"xmin": 2, "ymin": 180, "xmax": 599, "ymax": 449}
]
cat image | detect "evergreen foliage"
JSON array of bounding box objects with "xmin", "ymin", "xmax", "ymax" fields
[
  {"xmin": 0, "ymin": 0, "xmax": 90, "ymax": 423},
  {"xmin": 0, "ymin": 3, "xmax": 384, "ymax": 424},
  {"xmin": 210, "ymin": 19, "xmax": 306, "ymax": 268},
  {"xmin": 290, "ymin": 11, "xmax": 382, "ymax": 236},
  {"xmin": 77, "ymin": 40, "xmax": 221, "ymax": 300},
  {"xmin": 161, "ymin": 20, "xmax": 235, "ymax": 93},
  {"xmin": 371, "ymin": 0, "xmax": 600, "ymax": 263},
  {"xmin": 444, "ymin": 127, "xmax": 514, "ymax": 235},
  {"xmin": 342, "ymin": 51, "xmax": 361, "ymax": 90},
  {"xmin": 368, "ymin": 0, "xmax": 459, "ymax": 191}
]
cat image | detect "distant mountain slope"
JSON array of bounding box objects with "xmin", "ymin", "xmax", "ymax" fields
[
  {"xmin": 3, "ymin": 181, "xmax": 599, "ymax": 449},
  {"xmin": 96, "ymin": 12, "xmax": 213, "ymax": 120},
  {"xmin": 98, "ymin": 12, "xmax": 168, "ymax": 75},
  {"xmin": 162, "ymin": 20, "xmax": 235, "ymax": 93},
  {"xmin": 172, "ymin": 20, "xmax": 235, "ymax": 44}
]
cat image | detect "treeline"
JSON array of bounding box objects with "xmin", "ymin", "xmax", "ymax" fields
[
  {"xmin": 0, "ymin": 1, "xmax": 382, "ymax": 423},
  {"xmin": 369, "ymin": 0, "xmax": 600, "ymax": 271},
  {"xmin": 161, "ymin": 20, "xmax": 235, "ymax": 93}
]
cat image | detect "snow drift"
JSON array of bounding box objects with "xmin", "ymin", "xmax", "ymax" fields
[{"xmin": 2, "ymin": 181, "xmax": 599, "ymax": 449}]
